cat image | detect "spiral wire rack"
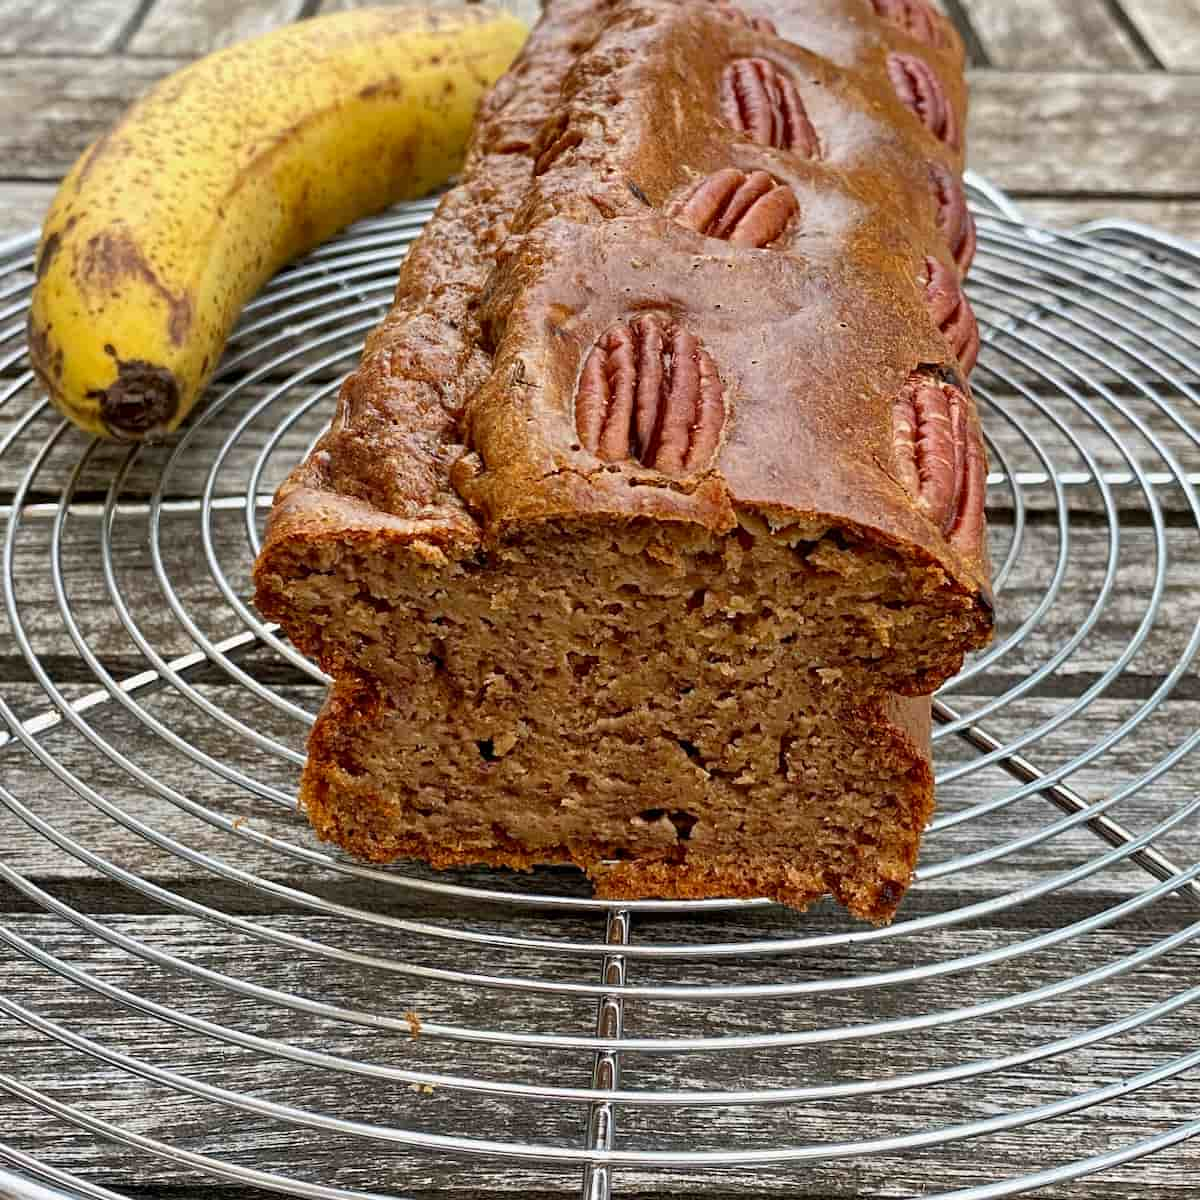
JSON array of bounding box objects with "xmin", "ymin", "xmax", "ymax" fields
[{"xmin": 0, "ymin": 175, "xmax": 1199, "ymax": 1200}]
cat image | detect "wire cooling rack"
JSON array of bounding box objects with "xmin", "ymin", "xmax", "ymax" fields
[{"xmin": 1, "ymin": 175, "xmax": 1199, "ymax": 1200}]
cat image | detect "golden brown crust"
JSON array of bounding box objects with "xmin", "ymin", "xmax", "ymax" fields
[{"xmin": 258, "ymin": 0, "xmax": 989, "ymax": 606}]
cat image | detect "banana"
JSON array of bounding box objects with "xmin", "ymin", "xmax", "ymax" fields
[{"xmin": 28, "ymin": 5, "xmax": 527, "ymax": 441}]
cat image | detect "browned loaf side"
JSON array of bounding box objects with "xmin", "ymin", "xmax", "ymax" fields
[{"xmin": 254, "ymin": 0, "xmax": 993, "ymax": 922}]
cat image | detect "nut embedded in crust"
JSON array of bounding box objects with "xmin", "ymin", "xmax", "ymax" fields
[
  {"xmin": 892, "ymin": 370, "xmax": 987, "ymax": 555},
  {"xmin": 720, "ymin": 58, "xmax": 820, "ymax": 157},
  {"xmin": 929, "ymin": 161, "xmax": 976, "ymax": 274},
  {"xmin": 670, "ymin": 168, "xmax": 798, "ymax": 247},
  {"xmin": 923, "ymin": 256, "xmax": 980, "ymax": 373},
  {"xmin": 887, "ymin": 52, "xmax": 960, "ymax": 151},
  {"xmin": 575, "ymin": 314, "xmax": 726, "ymax": 475}
]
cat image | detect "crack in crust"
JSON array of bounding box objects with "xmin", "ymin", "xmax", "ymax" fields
[
  {"xmin": 710, "ymin": 2, "xmax": 779, "ymax": 35},
  {"xmin": 531, "ymin": 110, "xmax": 584, "ymax": 176},
  {"xmin": 575, "ymin": 314, "xmax": 727, "ymax": 475},
  {"xmin": 892, "ymin": 371, "xmax": 986, "ymax": 554},
  {"xmin": 929, "ymin": 161, "xmax": 976, "ymax": 274},
  {"xmin": 924, "ymin": 256, "xmax": 980, "ymax": 373},
  {"xmin": 887, "ymin": 52, "xmax": 959, "ymax": 150},
  {"xmin": 670, "ymin": 168, "xmax": 798, "ymax": 246},
  {"xmin": 870, "ymin": 0, "xmax": 948, "ymax": 47},
  {"xmin": 720, "ymin": 58, "xmax": 820, "ymax": 156}
]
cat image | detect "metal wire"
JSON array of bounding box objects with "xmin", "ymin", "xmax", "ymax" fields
[{"xmin": 1, "ymin": 178, "xmax": 1199, "ymax": 1200}]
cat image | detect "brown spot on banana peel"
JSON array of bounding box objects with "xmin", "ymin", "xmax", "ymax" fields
[
  {"xmin": 30, "ymin": 306, "xmax": 178, "ymax": 439},
  {"xmin": 89, "ymin": 359, "xmax": 181, "ymax": 440},
  {"xmin": 76, "ymin": 229, "xmax": 194, "ymax": 347},
  {"xmin": 358, "ymin": 77, "xmax": 404, "ymax": 101},
  {"xmin": 35, "ymin": 230, "xmax": 63, "ymax": 279},
  {"xmin": 26, "ymin": 312, "xmax": 164, "ymax": 439},
  {"xmin": 26, "ymin": 315, "xmax": 55, "ymax": 380}
]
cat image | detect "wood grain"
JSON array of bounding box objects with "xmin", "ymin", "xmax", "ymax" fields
[
  {"xmin": 1, "ymin": 911, "xmax": 1198, "ymax": 1196},
  {"xmin": 1121, "ymin": 0, "xmax": 1200, "ymax": 69},
  {"xmin": 957, "ymin": 0, "xmax": 1144, "ymax": 69},
  {"xmin": 3, "ymin": 57, "xmax": 1200, "ymax": 199},
  {"xmin": 966, "ymin": 72, "xmax": 1200, "ymax": 196},
  {"xmin": 318, "ymin": 0, "xmax": 543, "ymax": 22},
  {"xmin": 0, "ymin": 182, "xmax": 52, "ymax": 239},
  {"xmin": 0, "ymin": 0, "xmax": 143, "ymax": 54},
  {"xmin": 128, "ymin": 0, "xmax": 306, "ymax": 55},
  {"xmin": 0, "ymin": 55, "xmax": 183, "ymax": 181}
]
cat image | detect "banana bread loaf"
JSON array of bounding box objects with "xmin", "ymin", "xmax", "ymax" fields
[{"xmin": 254, "ymin": 0, "xmax": 992, "ymax": 921}]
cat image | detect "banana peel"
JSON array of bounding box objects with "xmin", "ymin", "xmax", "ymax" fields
[{"xmin": 28, "ymin": 5, "xmax": 527, "ymax": 441}]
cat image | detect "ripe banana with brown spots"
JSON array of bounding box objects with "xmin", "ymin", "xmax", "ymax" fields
[{"xmin": 28, "ymin": 5, "xmax": 528, "ymax": 441}]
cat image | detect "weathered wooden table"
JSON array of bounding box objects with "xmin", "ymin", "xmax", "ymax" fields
[{"xmin": 2, "ymin": 2, "xmax": 1199, "ymax": 1199}]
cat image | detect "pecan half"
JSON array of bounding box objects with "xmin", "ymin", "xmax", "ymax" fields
[
  {"xmin": 929, "ymin": 162, "xmax": 976, "ymax": 274},
  {"xmin": 575, "ymin": 315, "xmax": 726, "ymax": 475},
  {"xmin": 711, "ymin": 3, "xmax": 778, "ymax": 34},
  {"xmin": 870, "ymin": 0, "xmax": 947, "ymax": 47},
  {"xmin": 721, "ymin": 59, "xmax": 820, "ymax": 157},
  {"xmin": 924, "ymin": 256, "xmax": 980, "ymax": 373},
  {"xmin": 892, "ymin": 371, "xmax": 986, "ymax": 552},
  {"xmin": 947, "ymin": 404, "xmax": 988, "ymax": 555},
  {"xmin": 887, "ymin": 53, "xmax": 959, "ymax": 150},
  {"xmin": 670, "ymin": 169, "xmax": 798, "ymax": 247}
]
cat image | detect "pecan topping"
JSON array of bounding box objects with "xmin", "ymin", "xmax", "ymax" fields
[
  {"xmin": 892, "ymin": 371, "xmax": 987, "ymax": 552},
  {"xmin": 670, "ymin": 169, "xmax": 798, "ymax": 247},
  {"xmin": 947, "ymin": 404, "xmax": 988, "ymax": 555},
  {"xmin": 870, "ymin": 0, "xmax": 947, "ymax": 47},
  {"xmin": 924, "ymin": 256, "xmax": 980, "ymax": 373},
  {"xmin": 721, "ymin": 59, "xmax": 820, "ymax": 157},
  {"xmin": 532, "ymin": 112, "xmax": 583, "ymax": 176},
  {"xmin": 711, "ymin": 2, "xmax": 778, "ymax": 34},
  {"xmin": 887, "ymin": 53, "xmax": 959, "ymax": 150},
  {"xmin": 575, "ymin": 315, "xmax": 726, "ymax": 475},
  {"xmin": 929, "ymin": 162, "xmax": 976, "ymax": 274}
]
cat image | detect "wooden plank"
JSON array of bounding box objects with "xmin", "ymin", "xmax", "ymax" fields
[
  {"xmin": 0, "ymin": 182, "xmax": 52, "ymax": 239},
  {"xmin": 1121, "ymin": 0, "xmax": 1200, "ymax": 70},
  {"xmin": 0, "ymin": 55, "xmax": 183, "ymax": 182},
  {"xmin": 957, "ymin": 0, "xmax": 1144, "ymax": 69},
  {"xmin": 318, "ymin": 0, "xmax": 544, "ymax": 27},
  {"xmin": 126, "ymin": 0, "xmax": 539, "ymax": 56},
  {"xmin": 4, "ymin": 58, "xmax": 1198, "ymax": 197},
  {"xmin": 966, "ymin": 72, "xmax": 1200, "ymax": 196},
  {"xmin": 0, "ymin": 913, "xmax": 1198, "ymax": 1195},
  {"xmin": 319, "ymin": 0, "xmax": 542, "ymax": 19},
  {"xmin": 128, "ymin": 0, "xmax": 307, "ymax": 56},
  {"xmin": 0, "ymin": 0, "xmax": 142, "ymax": 54}
]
